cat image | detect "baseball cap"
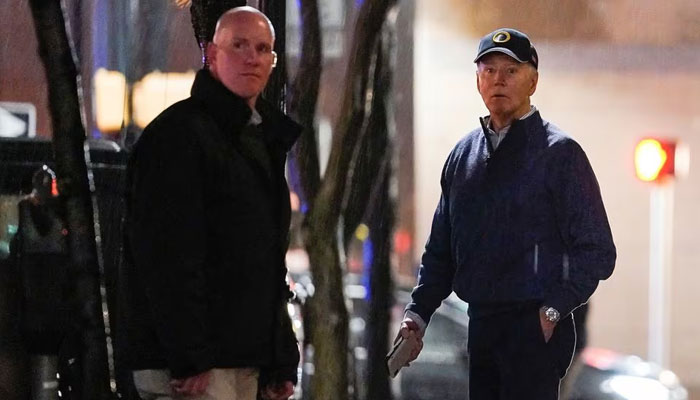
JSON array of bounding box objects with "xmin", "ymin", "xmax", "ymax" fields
[{"xmin": 473, "ymin": 28, "xmax": 538, "ymax": 70}]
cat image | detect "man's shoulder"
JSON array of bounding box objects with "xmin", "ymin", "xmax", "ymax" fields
[
  {"xmin": 145, "ymin": 97, "xmax": 217, "ymax": 136},
  {"xmin": 447, "ymin": 126, "xmax": 480, "ymax": 150},
  {"xmin": 538, "ymin": 120, "xmax": 589, "ymax": 162},
  {"xmin": 146, "ymin": 97, "xmax": 211, "ymax": 131},
  {"xmin": 130, "ymin": 98, "xmax": 214, "ymax": 158},
  {"xmin": 463, "ymin": 126, "xmax": 485, "ymax": 142},
  {"xmin": 450, "ymin": 127, "xmax": 483, "ymax": 156},
  {"xmin": 541, "ymin": 120, "xmax": 580, "ymax": 148}
]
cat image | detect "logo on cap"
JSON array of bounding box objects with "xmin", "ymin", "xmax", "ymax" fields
[{"xmin": 492, "ymin": 31, "xmax": 511, "ymax": 43}]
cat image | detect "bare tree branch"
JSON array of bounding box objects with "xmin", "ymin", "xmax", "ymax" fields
[{"xmin": 288, "ymin": 0, "xmax": 323, "ymax": 208}]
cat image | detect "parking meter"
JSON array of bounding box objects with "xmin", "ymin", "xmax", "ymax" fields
[{"xmin": 13, "ymin": 166, "xmax": 74, "ymax": 400}]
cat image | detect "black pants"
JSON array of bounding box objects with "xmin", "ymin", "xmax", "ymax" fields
[{"xmin": 467, "ymin": 305, "xmax": 576, "ymax": 400}]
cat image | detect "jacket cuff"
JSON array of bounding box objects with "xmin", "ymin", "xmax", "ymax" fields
[
  {"xmin": 403, "ymin": 310, "xmax": 428, "ymax": 334},
  {"xmin": 168, "ymin": 348, "xmax": 215, "ymax": 379},
  {"xmin": 169, "ymin": 364, "xmax": 214, "ymax": 380},
  {"xmin": 259, "ymin": 364, "xmax": 298, "ymax": 388}
]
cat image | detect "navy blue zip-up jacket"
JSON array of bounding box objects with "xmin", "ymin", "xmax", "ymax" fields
[{"xmin": 406, "ymin": 111, "xmax": 616, "ymax": 323}]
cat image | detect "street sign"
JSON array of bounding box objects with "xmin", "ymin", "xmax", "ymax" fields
[{"xmin": 0, "ymin": 102, "xmax": 37, "ymax": 138}]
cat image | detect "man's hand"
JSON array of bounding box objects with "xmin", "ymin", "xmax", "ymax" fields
[
  {"xmin": 539, "ymin": 310, "xmax": 557, "ymax": 343},
  {"xmin": 261, "ymin": 381, "xmax": 294, "ymax": 400},
  {"xmin": 170, "ymin": 370, "xmax": 211, "ymax": 396},
  {"xmin": 396, "ymin": 318, "xmax": 424, "ymax": 365}
]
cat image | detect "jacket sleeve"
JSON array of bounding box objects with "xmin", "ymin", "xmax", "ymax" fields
[
  {"xmin": 544, "ymin": 141, "xmax": 616, "ymax": 317},
  {"xmin": 405, "ymin": 155, "xmax": 457, "ymax": 325},
  {"xmin": 259, "ymin": 292, "xmax": 301, "ymax": 388},
  {"xmin": 127, "ymin": 124, "xmax": 214, "ymax": 379}
]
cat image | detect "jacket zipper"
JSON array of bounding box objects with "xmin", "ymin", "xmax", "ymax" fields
[
  {"xmin": 533, "ymin": 243, "xmax": 539, "ymax": 274},
  {"xmin": 479, "ymin": 117, "xmax": 495, "ymax": 160}
]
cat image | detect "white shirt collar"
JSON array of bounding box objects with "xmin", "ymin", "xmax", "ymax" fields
[
  {"xmin": 249, "ymin": 108, "xmax": 263, "ymax": 126},
  {"xmin": 485, "ymin": 105, "xmax": 537, "ymax": 133}
]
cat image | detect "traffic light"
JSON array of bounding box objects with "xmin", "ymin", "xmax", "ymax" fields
[{"xmin": 634, "ymin": 138, "xmax": 677, "ymax": 183}]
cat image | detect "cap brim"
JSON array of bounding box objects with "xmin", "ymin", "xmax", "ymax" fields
[{"xmin": 473, "ymin": 47, "xmax": 527, "ymax": 64}]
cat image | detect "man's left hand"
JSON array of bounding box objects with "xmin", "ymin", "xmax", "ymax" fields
[
  {"xmin": 170, "ymin": 369, "xmax": 211, "ymax": 396},
  {"xmin": 261, "ymin": 381, "xmax": 294, "ymax": 400},
  {"xmin": 539, "ymin": 310, "xmax": 557, "ymax": 343}
]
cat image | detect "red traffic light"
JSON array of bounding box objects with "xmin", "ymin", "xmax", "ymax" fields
[{"xmin": 634, "ymin": 138, "xmax": 676, "ymax": 183}]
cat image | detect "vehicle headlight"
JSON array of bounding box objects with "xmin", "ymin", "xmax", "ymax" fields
[
  {"xmin": 658, "ymin": 370, "xmax": 680, "ymax": 387},
  {"xmin": 600, "ymin": 376, "xmax": 670, "ymax": 400}
]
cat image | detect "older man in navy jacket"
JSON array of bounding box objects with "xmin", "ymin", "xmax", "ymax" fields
[{"xmin": 397, "ymin": 28, "xmax": 616, "ymax": 399}]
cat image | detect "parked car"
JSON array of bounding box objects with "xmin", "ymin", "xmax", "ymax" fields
[{"xmin": 569, "ymin": 347, "xmax": 688, "ymax": 400}]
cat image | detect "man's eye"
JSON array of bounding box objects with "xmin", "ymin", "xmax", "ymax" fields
[
  {"xmin": 508, "ymin": 68, "xmax": 516, "ymax": 74},
  {"xmin": 257, "ymin": 45, "xmax": 271, "ymax": 53},
  {"xmin": 232, "ymin": 42, "xmax": 244, "ymax": 49}
]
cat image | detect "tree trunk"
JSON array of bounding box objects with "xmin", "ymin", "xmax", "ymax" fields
[
  {"xmin": 336, "ymin": 9, "xmax": 397, "ymax": 398},
  {"xmin": 27, "ymin": 0, "xmax": 113, "ymax": 399},
  {"xmin": 260, "ymin": 0, "xmax": 287, "ymax": 110},
  {"xmin": 366, "ymin": 170, "xmax": 394, "ymax": 400},
  {"xmin": 296, "ymin": 0, "xmax": 397, "ymax": 398},
  {"xmin": 288, "ymin": 0, "xmax": 322, "ymax": 206},
  {"xmin": 364, "ymin": 12, "xmax": 397, "ymax": 399},
  {"xmin": 285, "ymin": 1, "xmax": 323, "ymax": 398}
]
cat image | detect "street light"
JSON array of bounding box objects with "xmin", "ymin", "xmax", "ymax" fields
[{"xmin": 634, "ymin": 137, "xmax": 688, "ymax": 369}]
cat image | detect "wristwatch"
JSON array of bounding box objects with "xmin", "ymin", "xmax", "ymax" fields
[{"xmin": 541, "ymin": 306, "xmax": 560, "ymax": 323}]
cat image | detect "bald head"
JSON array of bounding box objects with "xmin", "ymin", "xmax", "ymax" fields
[
  {"xmin": 206, "ymin": 6, "xmax": 277, "ymax": 109},
  {"xmin": 213, "ymin": 6, "xmax": 275, "ymax": 45}
]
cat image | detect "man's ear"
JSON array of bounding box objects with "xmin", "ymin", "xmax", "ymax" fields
[
  {"xmin": 529, "ymin": 69, "xmax": 539, "ymax": 96},
  {"xmin": 205, "ymin": 42, "xmax": 217, "ymax": 68},
  {"xmin": 476, "ymin": 71, "xmax": 482, "ymax": 95}
]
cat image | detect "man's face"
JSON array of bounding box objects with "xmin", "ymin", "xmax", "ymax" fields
[
  {"xmin": 207, "ymin": 13, "xmax": 276, "ymax": 108},
  {"xmin": 476, "ymin": 53, "xmax": 538, "ymax": 120}
]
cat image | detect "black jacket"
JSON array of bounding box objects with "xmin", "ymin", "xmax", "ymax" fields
[
  {"xmin": 407, "ymin": 111, "xmax": 616, "ymax": 322},
  {"xmin": 124, "ymin": 69, "xmax": 301, "ymax": 382}
]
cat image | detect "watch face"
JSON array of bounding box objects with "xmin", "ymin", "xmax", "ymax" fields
[{"xmin": 546, "ymin": 308, "xmax": 559, "ymax": 322}]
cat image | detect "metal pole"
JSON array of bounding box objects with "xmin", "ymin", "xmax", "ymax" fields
[
  {"xmin": 29, "ymin": 356, "xmax": 60, "ymax": 400},
  {"xmin": 648, "ymin": 183, "xmax": 674, "ymax": 367}
]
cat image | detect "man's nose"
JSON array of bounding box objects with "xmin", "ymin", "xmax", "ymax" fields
[
  {"xmin": 243, "ymin": 50, "xmax": 261, "ymax": 64},
  {"xmin": 493, "ymin": 69, "xmax": 507, "ymax": 84},
  {"xmin": 239, "ymin": 45, "xmax": 261, "ymax": 64}
]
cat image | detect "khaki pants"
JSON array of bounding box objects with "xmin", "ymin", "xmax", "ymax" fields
[{"xmin": 133, "ymin": 368, "xmax": 259, "ymax": 400}]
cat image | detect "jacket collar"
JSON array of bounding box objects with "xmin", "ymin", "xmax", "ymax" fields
[
  {"xmin": 484, "ymin": 110, "xmax": 544, "ymax": 161},
  {"xmin": 508, "ymin": 109, "xmax": 544, "ymax": 138},
  {"xmin": 190, "ymin": 69, "xmax": 301, "ymax": 152},
  {"xmin": 503, "ymin": 111, "xmax": 546, "ymax": 143},
  {"xmin": 256, "ymin": 98, "xmax": 302, "ymax": 152},
  {"xmin": 191, "ymin": 69, "xmax": 251, "ymax": 133}
]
